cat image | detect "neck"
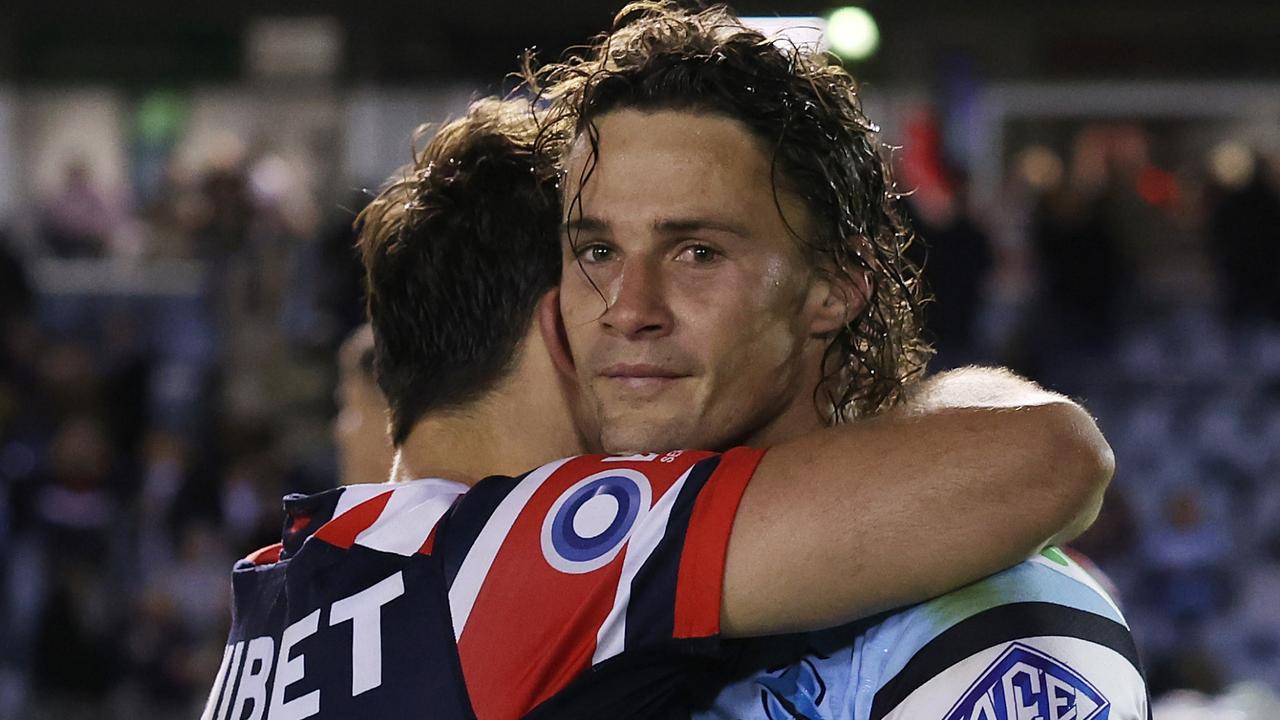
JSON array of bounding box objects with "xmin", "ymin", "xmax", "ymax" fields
[
  {"xmin": 394, "ymin": 336, "xmax": 584, "ymax": 486},
  {"xmin": 394, "ymin": 414, "xmax": 556, "ymax": 486}
]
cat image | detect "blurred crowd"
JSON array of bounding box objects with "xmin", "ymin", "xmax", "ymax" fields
[
  {"xmin": 1, "ymin": 114, "xmax": 1279, "ymax": 718},
  {"xmin": 913, "ymin": 124, "xmax": 1280, "ymax": 702},
  {"xmin": 0, "ymin": 140, "xmax": 370, "ymax": 718}
]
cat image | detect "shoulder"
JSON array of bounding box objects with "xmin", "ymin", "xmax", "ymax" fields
[
  {"xmin": 910, "ymin": 547, "xmax": 1129, "ymax": 632},
  {"xmin": 214, "ymin": 480, "xmax": 476, "ymax": 720},
  {"xmin": 236, "ymin": 478, "xmax": 470, "ymax": 569},
  {"xmin": 858, "ymin": 549, "xmax": 1149, "ymax": 720}
]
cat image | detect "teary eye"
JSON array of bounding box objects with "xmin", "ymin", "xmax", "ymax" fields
[
  {"xmin": 676, "ymin": 244, "xmax": 721, "ymax": 264},
  {"xmin": 578, "ymin": 244, "xmax": 615, "ymax": 263}
]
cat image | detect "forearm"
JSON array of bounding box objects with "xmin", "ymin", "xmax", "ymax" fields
[{"xmin": 721, "ymin": 370, "xmax": 1113, "ymax": 637}]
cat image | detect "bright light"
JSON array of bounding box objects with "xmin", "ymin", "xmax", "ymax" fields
[
  {"xmin": 1208, "ymin": 141, "xmax": 1255, "ymax": 190},
  {"xmin": 1016, "ymin": 145, "xmax": 1065, "ymax": 191},
  {"xmin": 826, "ymin": 7, "xmax": 879, "ymax": 61}
]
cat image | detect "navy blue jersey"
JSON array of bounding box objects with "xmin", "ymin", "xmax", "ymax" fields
[{"xmin": 201, "ymin": 448, "xmax": 764, "ymax": 720}]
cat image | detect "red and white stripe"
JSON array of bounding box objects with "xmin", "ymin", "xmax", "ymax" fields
[
  {"xmin": 355, "ymin": 479, "xmax": 467, "ymax": 555},
  {"xmin": 591, "ymin": 464, "xmax": 696, "ymax": 663},
  {"xmin": 451, "ymin": 453, "xmax": 725, "ymax": 720},
  {"xmin": 447, "ymin": 457, "xmax": 572, "ymax": 640},
  {"xmin": 313, "ymin": 479, "xmax": 467, "ymax": 554}
]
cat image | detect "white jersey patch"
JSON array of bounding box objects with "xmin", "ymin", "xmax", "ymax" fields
[{"xmin": 881, "ymin": 636, "xmax": 1148, "ymax": 720}]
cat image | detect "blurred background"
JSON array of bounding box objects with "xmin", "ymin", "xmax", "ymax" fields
[{"xmin": 0, "ymin": 1, "xmax": 1278, "ymax": 718}]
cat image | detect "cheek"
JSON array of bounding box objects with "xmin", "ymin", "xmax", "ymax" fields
[
  {"xmin": 721, "ymin": 260, "xmax": 811, "ymax": 337},
  {"xmin": 685, "ymin": 269, "xmax": 808, "ymax": 375},
  {"xmin": 559, "ymin": 281, "xmax": 603, "ymax": 368},
  {"xmin": 560, "ymin": 265, "xmax": 608, "ymax": 323},
  {"xmin": 738, "ymin": 318, "xmax": 806, "ymax": 381},
  {"xmin": 559, "ymin": 276, "xmax": 590, "ymax": 326},
  {"xmin": 750, "ymin": 273, "xmax": 815, "ymax": 368}
]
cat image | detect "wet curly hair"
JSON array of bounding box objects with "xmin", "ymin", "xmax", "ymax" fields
[{"xmin": 526, "ymin": 1, "xmax": 932, "ymax": 422}]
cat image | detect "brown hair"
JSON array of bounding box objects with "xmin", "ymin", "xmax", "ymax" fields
[
  {"xmin": 528, "ymin": 1, "xmax": 931, "ymax": 421},
  {"xmin": 355, "ymin": 98, "xmax": 560, "ymax": 445}
]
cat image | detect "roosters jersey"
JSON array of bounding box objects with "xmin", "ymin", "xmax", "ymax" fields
[
  {"xmin": 696, "ymin": 548, "xmax": 1150, "ymax": 720},
  {"xmin": 201, "ymin": 448, "xmax": 764, "ymax": 720}
]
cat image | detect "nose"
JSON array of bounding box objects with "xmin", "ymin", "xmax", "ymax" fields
[{"xmin": 600, "ymin": 258, "xmax": 673, "ymax": 340}]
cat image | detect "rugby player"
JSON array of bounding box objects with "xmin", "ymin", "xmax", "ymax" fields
[
  {"xmin": 536, "ymin": 3, "xmax": 1151, "ymax": 718},
  {"xmin": 201, "ymin": 98, "xmax": 1112, "ymax": 720}
]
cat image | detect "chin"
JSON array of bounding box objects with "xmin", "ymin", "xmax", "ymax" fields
[{"xmin": 598, "ymin": 421, "xmax": 688, "ymax": 455}]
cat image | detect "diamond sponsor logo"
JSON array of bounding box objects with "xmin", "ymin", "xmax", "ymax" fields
[{"xmin": 943, "ymin": 642, "xmax": 1109, "ymax": 720}]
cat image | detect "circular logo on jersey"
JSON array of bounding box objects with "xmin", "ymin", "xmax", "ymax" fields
[{"xmin": 541, "ymin": 469, "xmax": 652, "ymax": 574}]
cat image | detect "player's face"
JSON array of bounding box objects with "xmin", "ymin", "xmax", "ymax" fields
[{"xmin": 560, "ymin": 109, "xmax": 846, "ymax": 453}]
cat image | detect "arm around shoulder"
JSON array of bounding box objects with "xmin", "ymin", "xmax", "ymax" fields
[{"xmin": 719, "ymin": 367, "xmax": 1114, "ymax": 637}]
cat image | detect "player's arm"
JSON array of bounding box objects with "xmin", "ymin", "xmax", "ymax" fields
[{"xmin": 720, "ymin": 366, "xmax": 1113, "ymax": 637}]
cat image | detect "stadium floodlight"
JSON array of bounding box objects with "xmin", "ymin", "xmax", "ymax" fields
[
  {"xmin": 826, "ymin": 6, "xmax": 879, "ymax": 61},
  {"xmin": 739, "ymin": 16, "xmax": 829, "ymax": 53}
]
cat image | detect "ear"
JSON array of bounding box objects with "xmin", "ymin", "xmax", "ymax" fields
[
  {"xmin": 537, "ymin": 287, "xmax": 578, "ymax": 381},
  {"xmin": 803, "ymin": 267, "xmax": 871, "ymax": 337}
]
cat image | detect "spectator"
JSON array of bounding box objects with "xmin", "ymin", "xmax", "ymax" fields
[
  {"xmin": 1206, "ymin": 143, "xmax": 1280, "ymax": 325},
  {"xmin": 1141, "ymin": 487, "xmax": 1234, "ymax": 629},
  {"xmin": 40, "ymin": 159, "xmax": 125, "ymax": 258}
]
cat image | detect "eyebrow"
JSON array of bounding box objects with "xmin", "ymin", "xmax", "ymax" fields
[
  {"xmin": 560, "ymin": 216, "xmax": 751, "ymax": 238},
  {"xmin": 654, "ymin": 217, "xmax": 751, "ymax": 238},
  {"xmin": 561, "ymin": 217, "xmax": 608, "ymax": 236}
]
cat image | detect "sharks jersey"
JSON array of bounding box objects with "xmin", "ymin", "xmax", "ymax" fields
[
  {"xmin": 201, "ymin": 448, "xmax": 765, "ymax": 720},
  {"xmin": 696, "ymin": 548, "xmax": 1149, "ymax": 720}
]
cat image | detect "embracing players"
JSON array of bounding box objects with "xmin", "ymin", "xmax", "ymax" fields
[{"xmin": 202, "ymin": 4, "xmax": 1142, "ymax": 719}]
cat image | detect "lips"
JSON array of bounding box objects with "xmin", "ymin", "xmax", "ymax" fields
[
  {"xmin": 598, "ymin": 363, "xmax": 690, "ymax": 396},
  {"xmin": 600, "ymin": 363, "xmax": 688, "ymax": 379}
]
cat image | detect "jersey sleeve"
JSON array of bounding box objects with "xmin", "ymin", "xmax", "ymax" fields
[
  {"xmin": 861, "ymin": 550, "xmax": 1151, "ymax": 720},
  {"xmin": 433, "ymin": 447, "xmax": 766, "ymax": 720}
]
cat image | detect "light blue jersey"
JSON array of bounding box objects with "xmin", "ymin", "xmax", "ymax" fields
[{"xmin": 696, "ymin": 548, "xmax": 1150, "ymax": 720}]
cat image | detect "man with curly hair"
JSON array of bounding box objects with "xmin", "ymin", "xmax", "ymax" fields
[{"xmin": 532, "ymin": 2, "xmax": 1150, "ymax": 718}]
